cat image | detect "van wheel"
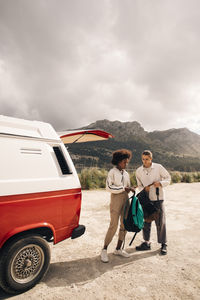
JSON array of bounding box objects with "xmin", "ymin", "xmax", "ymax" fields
[{"xmin": 0, "ymin": 235, "xmax": 50, "ymax": 294}]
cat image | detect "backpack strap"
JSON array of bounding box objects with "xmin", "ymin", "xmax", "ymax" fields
[
  {"xmin": 129, "ymin": 232, "xmax": 137, "ymax": 246},
  {"xmin": 122, "ymin": 192, "xmax": 136, "ymax": 250},
  {"xmin": 123, "ymin": 192, "xmax": 135, "ymax": 223}
]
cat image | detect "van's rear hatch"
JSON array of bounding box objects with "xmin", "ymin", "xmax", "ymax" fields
[{"xmin": 58, "ymin": 129, "xmax": 113, "ymax": 144}]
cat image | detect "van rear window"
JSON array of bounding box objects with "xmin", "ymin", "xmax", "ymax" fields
[{"xmin": 53, "ymin": 147, "xmax": 72, "ymax": 175}]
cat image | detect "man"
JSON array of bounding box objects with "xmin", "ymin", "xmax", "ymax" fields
[{"xmin": 135, "ymin": 150, "xmax": 171, "ymax": 255}]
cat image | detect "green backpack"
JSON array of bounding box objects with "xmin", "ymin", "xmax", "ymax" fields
[{"xmin": 123, "ymin": 193, "xmax": 144, "ymax": 246}]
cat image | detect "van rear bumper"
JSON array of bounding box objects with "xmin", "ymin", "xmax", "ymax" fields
[{"xmin": 71, "ymin": 225, "xmax": 85, "ymax": 239}]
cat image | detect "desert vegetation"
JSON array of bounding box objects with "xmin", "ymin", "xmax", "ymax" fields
[{"xmin": 79, "ymin": 168, "xmax": 200, "ymax": 189}]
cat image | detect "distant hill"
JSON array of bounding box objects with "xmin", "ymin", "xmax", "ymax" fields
[{"xmin": 67, "ymin": 119, "xmax": 200, "ymax": 172}]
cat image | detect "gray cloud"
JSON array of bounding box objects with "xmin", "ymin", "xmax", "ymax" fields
[{"xmin": 0, "ymin": 0, "xmax": 200, "ymax": 133}]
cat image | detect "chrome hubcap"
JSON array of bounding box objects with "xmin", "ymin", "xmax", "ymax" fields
[
  {"xmin": 25, "ymin": 259, "xmax": 32, "ymax": 268},
  {"xmin": 11, "ymin": 244, "xmax": 44, "ymax": 284}
]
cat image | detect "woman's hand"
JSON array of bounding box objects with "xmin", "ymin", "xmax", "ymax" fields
[
  {"xmin": 125, "ymin": 187, "xmax": 131, "ymax": 193},
  {"xmin": 125, "ymin": 187, "xmax": 135, "ymax": 193}
]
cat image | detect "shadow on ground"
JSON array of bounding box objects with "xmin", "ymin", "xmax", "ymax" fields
[
  {"xmin": 0, "ymin": 289, "xmax": 13, "ymax": 300},
  {"xmin": 0, "ymin": 248, "xmax": 160, "ymax": 299},
  {"xmin": 44, "ymin": 248, "xmax": 160, "ymax": 287}
]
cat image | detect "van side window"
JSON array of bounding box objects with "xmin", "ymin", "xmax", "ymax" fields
[{"xmin": 53, "ymin": 146, "xmax": 72, "ymax": 175}]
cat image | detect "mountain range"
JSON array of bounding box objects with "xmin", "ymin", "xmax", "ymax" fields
[{"xmin": 67, "ymin": 119, "xmax": 200, "ymax": 172}]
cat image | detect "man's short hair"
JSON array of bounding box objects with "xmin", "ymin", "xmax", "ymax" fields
[
  {"xmin": 111, "ymin": 149, "xmax": 132, "ymax": 165},
  {"xmin": 142, "ymin": 150, "xmax": 153, "ymax": 158}
]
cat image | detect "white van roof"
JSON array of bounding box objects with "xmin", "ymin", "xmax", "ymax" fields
[
  {"xmin": 0, "ymin": 115, "xmax": 59, "ymax": 141},
  {"xmin": 0, "ymin": 115, "xmax": 114, "ymax": 144}
]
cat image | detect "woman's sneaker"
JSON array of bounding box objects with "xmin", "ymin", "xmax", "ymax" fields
[
  {"xmin": 101, "ymin": 249, "xmax": 109, "ymax": 263},
  {"xmin": 113, "ymin": 249, "xmax": 130, "ymax": 258}
]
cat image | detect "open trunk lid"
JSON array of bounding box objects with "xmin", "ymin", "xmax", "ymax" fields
[{"xmin": 58, "ymin": 129, "xmax": 113, "ymax": 144}]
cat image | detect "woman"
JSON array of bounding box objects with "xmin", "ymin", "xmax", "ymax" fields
[{"xmin": 101, "ymin": 149, "xmax": 135, "ymax": 263}]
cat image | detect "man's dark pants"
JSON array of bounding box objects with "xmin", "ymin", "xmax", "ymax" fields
[{"xmin": 143, "ymin": 200, "xmax": 167, "ymax": 244}]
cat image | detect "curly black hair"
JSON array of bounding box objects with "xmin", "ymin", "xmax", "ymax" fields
[{"xmin": 111, "ymin": 149, "xmax": 132, "ymax": 165}]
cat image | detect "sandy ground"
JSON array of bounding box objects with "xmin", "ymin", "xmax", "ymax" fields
[{"xmin": 0, "ymin": 183, "xmax": 200, "ymax": 300}]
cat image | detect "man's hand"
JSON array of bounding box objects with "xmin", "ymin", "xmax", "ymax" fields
[
  {"xmin": 145, "ymin": 186, "xmax": 150, "ymax": 193},
  {"xmin": 153, "ymin": 182, "xmax": 161, "ymax": 188}
]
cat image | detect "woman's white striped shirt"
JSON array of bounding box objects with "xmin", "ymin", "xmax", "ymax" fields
[{"xmin": 106, "ymin": 167, "xmax": 130, "ymax": 194}]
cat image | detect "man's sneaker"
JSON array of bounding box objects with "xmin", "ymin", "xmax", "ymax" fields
[
  {"xmin": 161, "ymin": 244, "xmax": 167, "ymax": 255},
  {"xmin": 113, "ymin": 249, "xmax": 130, "ymax": 258},
  {"xmin": 136, "ymin": 242, "xmax": 151, "ymax": 251},
  {"xmin": 101, "ymin": 249, "xmax": 109, "ymax": 263}
]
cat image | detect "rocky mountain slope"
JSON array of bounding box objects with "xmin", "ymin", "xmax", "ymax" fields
[{"xmin": 67, "ymin": 120, "xmax": 200, "ymax": 171}]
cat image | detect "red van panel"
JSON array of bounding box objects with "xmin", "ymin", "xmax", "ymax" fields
[{"xmin": 0, "ymin": 188, "xmax": 82, "ymax": 248}]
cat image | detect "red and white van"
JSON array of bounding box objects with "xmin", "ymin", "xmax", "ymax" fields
[{"xmin": 0, "ymin": 115, "xmax": 112, "ymax": 294}]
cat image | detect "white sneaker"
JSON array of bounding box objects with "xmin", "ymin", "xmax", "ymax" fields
[
  {"xmin": 113, "ymin": 249, "xmax": 130, "ymax": 258},
  {"xmin": 101, "ymin": 249, "xmax": 109, "ymax": 263}
]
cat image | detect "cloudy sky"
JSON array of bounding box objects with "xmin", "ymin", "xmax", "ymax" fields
[{"xmin": 0, "ymin": 0, "xmax": 200, "ymax": 134}]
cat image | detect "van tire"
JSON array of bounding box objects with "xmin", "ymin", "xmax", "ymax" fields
[{"xmin": 0, "ymin": 234, "xmax": 50, "ymax": 294}]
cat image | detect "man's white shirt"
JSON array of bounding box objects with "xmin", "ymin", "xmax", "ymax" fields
[
  {"xmin": 136, "ymin": 163, "xmax": 171, "ymax": 201},
  {"xmin": 106, "ymin": 167, "xmax": 130, "ymax": 194}
]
